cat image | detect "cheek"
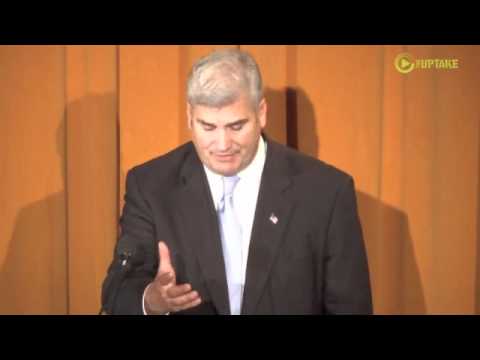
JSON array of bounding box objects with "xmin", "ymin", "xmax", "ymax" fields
[
  {"xmin": 238, "ymin": 129, "xmax": 258, "ymax": 149},
  {"xmin": 193, "ymin": 131, "xmax": 213, "ymax": 149}
]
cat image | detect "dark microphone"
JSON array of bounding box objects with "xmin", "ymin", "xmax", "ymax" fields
[{"xmin": 99, "ymin": 235, "xmax": 144, "ymax": 315}]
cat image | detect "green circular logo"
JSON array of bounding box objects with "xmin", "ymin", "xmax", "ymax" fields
[{"xmin": 395, "ymin": 53, "xmax": 415, "ymax": 74}]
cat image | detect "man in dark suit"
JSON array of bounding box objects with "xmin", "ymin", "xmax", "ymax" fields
[{"xmin": 101, "ymin": 48, "xmax": 372, "ymax": 315}]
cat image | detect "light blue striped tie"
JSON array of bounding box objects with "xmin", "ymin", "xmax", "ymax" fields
[{"xmin": 218, "ymin": 175, "xmax": 243, "ymax": 315}]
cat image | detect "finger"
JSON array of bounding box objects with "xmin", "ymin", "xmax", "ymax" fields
[
  {"xmin": 170, "ymin": 290, "xmax": 200, "ymax": 307},
  {"xmin": 156, "ymin": 271, "xmax": 175, "ymax": 287},
  {"xmin": 171, "ymin": 297, "xmax": 202, "ymax": 312},
  {"xmin": 166, "ymin": 283, "xmax": 192, "ymax": 298},
  {"xmin": 158, "ymin": 242, "xmax": 174, "ymax": 274}
]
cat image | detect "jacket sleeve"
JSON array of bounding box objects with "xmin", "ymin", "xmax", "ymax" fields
[
  {"xmin": 101, "ymin": 169, "xmax": 157, "ymax": 315},
  {"xmin": 323, "ymin": 176, "xmax": 373, "ymax": 314}
]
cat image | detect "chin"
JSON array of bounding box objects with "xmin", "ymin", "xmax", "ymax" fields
[
  {"xmin": 215, "ymin": 167, "xmax": 238, "ymax": 176},
  {"xmin": 211, "ymin": 163, "xmax": 240, "ymax": 176}
]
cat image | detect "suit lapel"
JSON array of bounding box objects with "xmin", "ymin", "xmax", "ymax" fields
[
  {"xmin": 241, "ymin": 140, "xmax": 295, "ymax": 314},
  {"xmin": 174, "ymin": 146, "xmax": 230, "ymax": 315}
]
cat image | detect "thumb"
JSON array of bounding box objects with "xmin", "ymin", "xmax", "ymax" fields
[{"xmin": 158, "ymin": 241, "xmax": 174, "ymax": 275}]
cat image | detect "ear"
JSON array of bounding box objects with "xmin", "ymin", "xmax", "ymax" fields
[
  {"xmin": 257, "ymin": 97, "xmax": 267, "ymax": 129},
  {"xmin": 186, "ymin": 102, "xmax": 193, "ymax": 129}
]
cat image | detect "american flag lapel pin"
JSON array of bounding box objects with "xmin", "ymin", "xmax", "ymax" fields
[{"xmin": 269, "ymin": 213, "xmax": 278, "ymax": 224}]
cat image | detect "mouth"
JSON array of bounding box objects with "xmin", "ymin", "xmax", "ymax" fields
[{"xmin": 213, "ymin": 153, "xmax": 238, "ymax": 162}]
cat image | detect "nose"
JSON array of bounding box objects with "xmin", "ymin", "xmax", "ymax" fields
[{"xmin": 216, "ymin": 130, "xmax": 232, "ymax": 152}]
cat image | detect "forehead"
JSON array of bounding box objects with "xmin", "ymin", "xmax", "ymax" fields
[{"xmin": 191, "ymin": 96, "xmax": 256, "ymax": 124}]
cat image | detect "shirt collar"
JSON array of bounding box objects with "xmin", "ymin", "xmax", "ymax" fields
[
  {"xmin": 237, "ymin": 135, "xmax": 266, "ymax": 181},
  {"xmin": 203, "ymin": 135, "xmax": 267, "ymax": 204}
]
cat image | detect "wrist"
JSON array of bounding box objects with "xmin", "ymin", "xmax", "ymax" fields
[{"xmin": 143, "ymin": 283, "xmax": 170, "ymax": 315}]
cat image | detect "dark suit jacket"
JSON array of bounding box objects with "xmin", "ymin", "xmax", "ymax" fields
[{"xmin": 102, "ymin": 137, "xmax": 372, "ymax": 315}]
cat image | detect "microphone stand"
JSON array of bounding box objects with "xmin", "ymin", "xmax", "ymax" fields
[{"xmin": 98, "ymin": 250, "xmax": 133, "ymax": 315}]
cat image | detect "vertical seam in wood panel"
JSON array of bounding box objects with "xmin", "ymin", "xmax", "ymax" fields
[
  {"xmin": 477, "ymin": 51, "xmax": 480, "ymax": 312},
  {"xmin": 376, "ymin": 46, "xmax": 386, "ymax": 314},
  {"xmin": 401, "ymin": 45, "xmax": 408, "ymax": 313},
  {"xmin": 286, "ymin": 45, "xmax": 298, "ymax": 150},
  {"xmin": 476, "ymin": 87, "xmax": 480, "ymax": 313},
  {"xmin": 179, "ymin": 46, "xmax": 188, "ymax": 142},
  {"xmin": 377, "ymin": 47, "xmax": 385, "ymax": 198},
  {"xmin": 377, "ymin": 46, "xmax": 384, "ymax": 204},
  {"xmin": 63, "ymin": 45, "xmax": 70, "ymax": 315},
  {"xmin": 85, "ymin": 46, "xmax": 90, "ymax": 94},
  {"xmin": 116, "ymin": 45, "xmax": 121, "ymax": 225},
  {"xmin": 430, "ymin": 45, "xmax": 439, "ymax": 309},
  {"xmin": 401, "ymin": 45, "xmax": 407, "ymax": 218}
]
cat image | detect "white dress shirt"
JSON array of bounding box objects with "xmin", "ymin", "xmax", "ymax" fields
[
  {"xmin": 143, "ymin": 136, "xmax": 266, "ymax": 314},
  {"xmin": 203, "ymin": 136, "xmax": 266, "ymax": 311}
]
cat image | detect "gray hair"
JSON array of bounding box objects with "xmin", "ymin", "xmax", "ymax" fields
[{"xmin": 186, "ymin": 48, "xmax": 263, "ymax": 109}]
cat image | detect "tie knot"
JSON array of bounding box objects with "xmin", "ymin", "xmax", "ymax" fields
[{"xmin": 223, "ymin": 175, "xmax": 240, "ymax": 197}]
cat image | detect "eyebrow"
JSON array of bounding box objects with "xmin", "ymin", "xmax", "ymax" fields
[{"xmin": 197, "ymin": 118, "xmax": 249, "ymax": 128}]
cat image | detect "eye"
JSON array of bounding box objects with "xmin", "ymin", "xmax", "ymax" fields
[
  {"xmin": 202, "ymin": 124, "xmax": 215, "ymax": 131},
  {"xmin": 230, "ymin": 123, "xmax": 244, "ymax": 131}
]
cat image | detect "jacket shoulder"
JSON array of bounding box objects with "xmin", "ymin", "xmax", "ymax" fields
[
  {"xmin": 127, "ymin": 142, "xmax": 194, "ymax": 187},
  {"xmin": 270, "ymin": 141, "xmax": 353, "ymax": 185}
]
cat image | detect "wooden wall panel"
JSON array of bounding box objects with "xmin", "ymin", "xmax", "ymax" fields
[
  {"xmin": 0, "ymin": 45, "xmax": 67, "ymax": 314},
  {"xmin": 294, "ymin": 45, "xmax": 386, "ymax": 312},
  {"xmin": 66, "ymin": 45, "xmax": 118, "ymax": 314},
  {"xmin": 118, "ymin": 45, "xmax": 236, "ymax": 209},
  {"xmin": 1, "ymin": 44, "xmax": 479, "ymax": 314},
  {"xmin": 292, "ymin": 45, "xmax": 480, "ymax": 314},
  {"xmin": 429, "ymin": 45, "xmax": 479, "ymax": 313},
  {"xmin": 240, "ymin": 45, "xmax": 288, "ymax": 144}
]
